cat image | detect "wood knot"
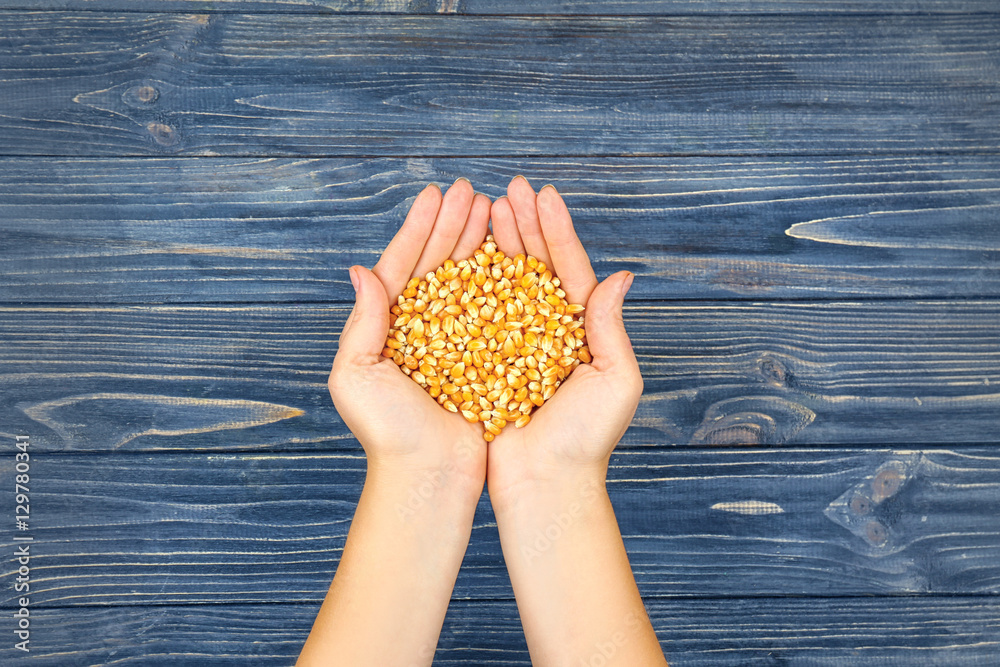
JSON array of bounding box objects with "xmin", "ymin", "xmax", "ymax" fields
[
  {"xmin": 137, "ymin": 86, "xmax": 158, "ymax": 103},
  {"xmin": 123, "ymin": 85, "xmax": 159, "ymax": 107},
  {"xmin": 692, "ymin": 412, "xmax": 776, "ymax": 445},
  {"xmin": 146, "ymin": 122, "xmax": 179, "ymax": 147},
  {"xmin": 849, "ymin": 493, "xmax": 873, "ymax": 515},
  {"xmin": 757, "ymin": 355, "xmax": 792, "ymax": 386},
  {"xmin": 689, "ymin": 396, "xmax": 815, "ymax": 446},
  {"xmin": 823, "ymin": 455, "xmax": 922, "ymax": 554},
  {"xmin": 865, "ymin": 520, "xmax": 888, "ymax": 546},
  {"xmin": 872, "ymin": 468, "xmax": 905, "ymax": 502}
]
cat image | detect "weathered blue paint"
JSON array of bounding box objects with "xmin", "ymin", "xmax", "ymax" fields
[
  {"xmin": 0, "ymin": 2, "xmax": 997, "ymax": 664},
  {"xmin": 0, "ymin": 14, "xmax": 998, "ymax": 156}
]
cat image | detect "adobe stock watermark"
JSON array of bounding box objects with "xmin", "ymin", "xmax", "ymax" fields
[
  {"xmin": 520, "ymin": 479, "xmax": 601, "ymax": 563},
  {"xmin": 580, "ymin": 610, "xmax": 646, "ymax": 667},
  {"xmin": 394, "ymin": 439, "xmax": 478, "ymax": 521},
  {"xmin": 12, "ymin": 434, "xmax": 32, "ymax": 653}
]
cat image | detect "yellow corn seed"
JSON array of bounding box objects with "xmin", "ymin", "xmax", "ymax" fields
[
  {"xmin": 383, "ymin": 235, "xmax": 590, "ymax": 440},
  {"xmin": 498, "ymin": 388, "xmax": 514, "ymax": 406}
]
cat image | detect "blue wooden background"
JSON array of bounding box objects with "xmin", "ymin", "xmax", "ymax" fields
[{"xmin": 2, "ymin": 1, "xmax": 999, "ymax": 664}]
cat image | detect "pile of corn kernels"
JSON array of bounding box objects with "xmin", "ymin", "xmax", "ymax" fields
[{"xmin": 382, "ymin": 235, "xmax": 589, "ymax": 441}]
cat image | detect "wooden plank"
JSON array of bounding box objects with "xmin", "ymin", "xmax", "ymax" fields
[
  {"xmin": 1, "ymin": 14, "xmax": 998, "ymax": 156},
  {"xmin": 2, "ymin": 156, "xmax": 999, "ymax": 302},
  {"xmin": 2, "ymin": 301, "xmax": 998, "ymax": 452},
  {"xmin": 0, "ymin": 0, "xmax": 994, "ymax": 13},
  {"xmin": 3, "ymin": 597, "xmax": 998, "ymax": 665},
  {"xmin": 2, "ymin": 448, "xmax": 999, "ymax": 605}
]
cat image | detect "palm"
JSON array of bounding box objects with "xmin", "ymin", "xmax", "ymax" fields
[
  {"xmin": 503, "ymin": 364, "xmax": 629, "ymax": 455},
  {"xmin": 330, "ymin": 179, "xmax": 494, "ymax": 487},
  {"xmin": 335, "ymin": 352, "xmax": 483, "ymax": 462}
]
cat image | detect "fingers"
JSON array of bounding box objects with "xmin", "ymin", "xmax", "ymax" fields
[
  {"xmin": 493, "ymin": 177, "xmax": 597, "ymax": 306},
  {"xmin": 506, "ymin": 176, "xmax": 553, "ymax": 267},
  {"xmin": 451, "ymin": 192, "xmax": 492, "ymax": 261},
  {"xmin": 536, "ymin": 184, "xmax": 598, "ymax": 306},
  {"xmin": 582, "ymin": 271, "xmax": 638, "ymax": 376},
  {"xmin": 413, "ymin": 178, "xmax": 476, "ymax": 278},
  {"xmin": 490, "ymin": 196, "xmax": 525, "ymax": 258},
  {"xmin": 373, "ymin": 184, "xmax": 443, "ymax": 305},
  {"xmin": 337, "ymin": 266, "xmax": 390, "ymax": 366}
]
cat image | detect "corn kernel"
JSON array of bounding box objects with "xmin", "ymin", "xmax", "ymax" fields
[{"xmin": 383, "ymin": 235, "xmax": 588, "ymax": 441}]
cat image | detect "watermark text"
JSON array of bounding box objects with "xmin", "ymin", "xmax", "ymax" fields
[{"xmin": 13, "ymin": 434, "xmax": 32, "ymax": 652}]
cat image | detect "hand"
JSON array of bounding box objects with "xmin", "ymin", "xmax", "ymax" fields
[
  {"xmin": 486, "ymin": 175, "xmax": 642, "ymax": 505},
  {"xmin": 328, "ymin": 177, "xmax": 492, "ymax": 498},
  {"xmin": 301, "ymin": 179, "xmax": 496, "ymax": 667},
  {"xmin": 484, "ymin": 177, "xmax": 664, "ymax": 666}
]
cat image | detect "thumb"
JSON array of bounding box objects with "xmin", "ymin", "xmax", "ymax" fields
[
  {"xmin": 338, "ymin": 266, "xmax": 390, "ymax": 364},
  {"xmin": 582, "ymin": 271, "xmax": 636, "ymax": 373}
]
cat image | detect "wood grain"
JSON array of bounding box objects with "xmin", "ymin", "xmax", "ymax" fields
[
  {"xmin": 1, "ymin": 0, "xmax": 996, "ymax": 13},
  {"xmin": 2, "ymin": 302, "xmax": 998, "ymax": 452},
  {"xmin": 1, "ymin": 14, "xmax": 998, "ymax": 156},
  {"xmin": 2, "ymin": 156, "xmax": 999, "ymax": 302},
  {"xmin": 0, "ymin": 0, "xmax": 997, "ymax": 16},
  {"xmin": 3, "ymin": 597, "xmax": 998, "ymax": 665},
  {"xmin": 1, "ymin": 448, "xmax": 999, "ymax": 605},
  {"xmin": 1, "ymin": 1, "xmax": 995, "ymax": 663}
]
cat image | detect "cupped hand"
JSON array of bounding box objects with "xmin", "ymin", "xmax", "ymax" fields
[
  {"xmin": 329, "ymin": 178, "xmax": 492, "ymax": 496},
  {"xmin": 487, "ymin": 176, "xmax": 642, "ymax": 503}
]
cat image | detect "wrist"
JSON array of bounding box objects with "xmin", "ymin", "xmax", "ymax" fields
[
  {"xmin": 488, "ymin": 464, "xmax": 608, "ymax": 522},
  {"xmin": 365, "ymin": 451, "xmax": 485, "ymax": 515}
]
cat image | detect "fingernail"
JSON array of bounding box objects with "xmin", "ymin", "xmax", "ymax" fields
[
  {"xmin": 540, "ymin": 183, "xmax": 558, "ymax": 194},
  {"xmin": 455, "ymin": 176, "xmax": 471, "ymax": 185},
  {"xmin": 621, "ymin": 272, "xmax": 634, "ymax": 297},
  {"xmin": 513, "ymin": 174, "xmax": 528, "ymax": 183},
  {"xmin": 348, "ymin": 267, "xmax": 360, "ymax": 294}
]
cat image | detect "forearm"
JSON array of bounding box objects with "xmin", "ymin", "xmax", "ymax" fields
[
  {"xmin": 297, "ymin": 464, "xmax": 481, "ymax": 667},
  {"xmin": 492, "ymin": 470, "xmax": 667, "ymax": 667}
]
